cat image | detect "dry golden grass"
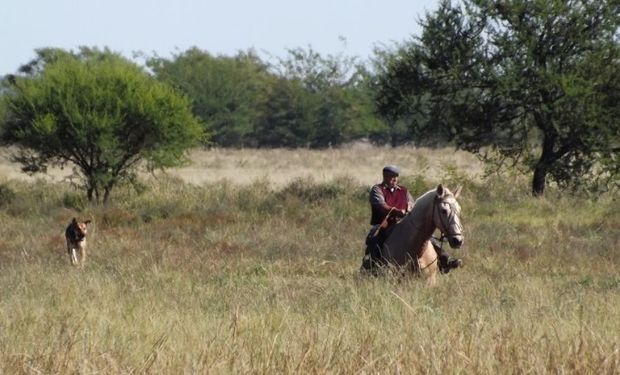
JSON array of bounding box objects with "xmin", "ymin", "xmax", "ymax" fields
[
  {"xmin": 0, "ymin": 144, "xmax": 484, "ymax": 186},
  {"xmin": 169, "ymin": 144, "xmax": 483, "ymax": 186},
  {"xmin": 0, "ymin": 146, "xmax": 618, "ymax": 374}
]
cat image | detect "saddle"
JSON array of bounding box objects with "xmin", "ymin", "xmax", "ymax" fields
[
  {"xmin": 362, "ymin": 220, "xmax": 399, "ymax": 272},
  {"xmin": 361, "ymin": 208, "xmax": 409, "ymax": 272}
]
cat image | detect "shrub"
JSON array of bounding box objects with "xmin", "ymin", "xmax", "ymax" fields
[{"xmin": 0, "ymin": 184, "xmax": 16, "ymax": 207}]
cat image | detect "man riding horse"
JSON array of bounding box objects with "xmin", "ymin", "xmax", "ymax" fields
[{"xmin": 361, "ymin": 165, "xmax": 463, "ymax": 274}]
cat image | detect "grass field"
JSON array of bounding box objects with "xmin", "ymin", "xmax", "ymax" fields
[
  {"xmin": 0, "ymin": 144, "xmax": 483, "ymax": 186},
  {"xmin": 0, "ymin": 147, "xmax": 618, "ymax": 374}
]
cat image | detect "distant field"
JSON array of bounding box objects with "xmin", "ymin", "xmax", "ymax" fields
[
  {"xmin": 0, "ymin": 146, "xmax": 617, "ymax": 373},
  {"xmin": 0, "ymin": 144, "xmax": 484, "ymax": 186}
]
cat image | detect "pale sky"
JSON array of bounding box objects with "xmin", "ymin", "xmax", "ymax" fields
[{"xmin": 1, "ymin": 0, "xmax": 439, "ymax": 75}]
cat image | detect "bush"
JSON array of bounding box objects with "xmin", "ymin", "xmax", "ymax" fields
[
  {"xmin": 278, "ymin": 177, "xmax": 350, "ymax": 204},
  {"xmin": 62, "ymin": 192, "xmax": 86, "ymax": 211},
  {"xmin": 0, "ymin": 184, "xmax": 16, "ymax": 207}
]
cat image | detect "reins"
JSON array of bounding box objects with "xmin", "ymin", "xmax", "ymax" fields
[
  {"xmin": 418, "ymin": 252, "xmax": 438, "ymax": 271},
  {"xmin": 370, "ymin": 207, "xmax": 396, "ymax": 238},
  {"xmin": 419, "ymin": 234, "xmax": 446, "ymax": 272}
]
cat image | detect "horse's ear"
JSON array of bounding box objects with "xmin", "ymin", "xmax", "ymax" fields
[
  {"xmin": 454, "ymin": 185, "xmax": 462, "ymax": 199},
  {"xmin": 436, "ymin": 184, "xmax": 445, "ymax": 198}
]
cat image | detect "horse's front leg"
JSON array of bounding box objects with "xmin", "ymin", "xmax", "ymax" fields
[{"xmin": 418, "ymin": 241, "xmax": 439, "ymax": 286}]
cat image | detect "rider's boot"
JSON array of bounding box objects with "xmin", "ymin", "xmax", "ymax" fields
[
  {"xmin": 361, "ymin": 230, "xmax": 386, "ymax": 275},
  {"xmin": 360, "ymin": 244, "xmax": 383, "ymax": 275},
  {"xmin": 431, "ymin": 238, "xmax": 462, "ymax": 274}
]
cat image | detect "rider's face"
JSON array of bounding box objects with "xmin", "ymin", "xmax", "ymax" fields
[{"xmin": 383, "ymin": 172, "xmax": 399, "ymax": 187}]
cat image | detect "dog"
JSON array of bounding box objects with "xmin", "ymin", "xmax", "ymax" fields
[{"xmin": 65, "ymin": 218, "xmax": 91, "ymax": 267}]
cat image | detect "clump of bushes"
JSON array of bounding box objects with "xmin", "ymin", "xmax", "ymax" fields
[
  {"xmin": 278, "ymin": 177, "xmax": 352, "ymax": 204},
  {"xmin": 0, "ymin": 184, "xmax": 16, "ymax": 207}
]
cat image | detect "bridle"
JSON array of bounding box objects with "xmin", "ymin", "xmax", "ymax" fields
[
  {"xmin": 419, "ymin": 197, "xmax": 461, "ymax": 272},
  {"xmin": 432, "ymin": 196, "xmax": 462, "ymax": 242}
]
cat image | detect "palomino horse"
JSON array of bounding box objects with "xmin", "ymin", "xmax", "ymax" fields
[{"xmin": 363, "ymin": 184, "xmax": 464, "ymax": 285}]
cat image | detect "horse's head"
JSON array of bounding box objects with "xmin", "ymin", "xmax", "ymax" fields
[{"xmin": 433, "ymin": 184, "xmax": 464, "ymax": 248}]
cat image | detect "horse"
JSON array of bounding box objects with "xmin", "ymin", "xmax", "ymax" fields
[{"xmin": 362, "ymin": 184, "xmax": 464, "ymax": 285}]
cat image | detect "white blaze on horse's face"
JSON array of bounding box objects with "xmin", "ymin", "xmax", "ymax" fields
[{"xmin": 433, "ymin": 185, "xmax": 464, "ymax": 248}]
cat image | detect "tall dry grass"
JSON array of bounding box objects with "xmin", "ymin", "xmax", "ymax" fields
[
  {"xmin": 0, "ymin": 144, "xmax": 483, "ymax": 186},
  {"xmin": 0, "ymin": 147, "xmax": 618, "ymax": 374}
]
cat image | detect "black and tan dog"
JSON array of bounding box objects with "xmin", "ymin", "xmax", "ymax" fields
[{"xmin": 65, "ymin": 218, "xmax": 91, "ymax": 267}]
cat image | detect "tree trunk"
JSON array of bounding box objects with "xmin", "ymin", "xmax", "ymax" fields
[
  {"xmin": 86, "ymin": 173, "xmax": 100, "ymax": 203},
  {"xmin": 103, "ymin": 187, "xmax": 112, "ymax": 206},
  {"xmin": 532, "ymin": 162, "xmax": 547, "ymax": 197},
  {"xmin": 532, "ymin": 131, "xmax": 558, "ymax": 197}
]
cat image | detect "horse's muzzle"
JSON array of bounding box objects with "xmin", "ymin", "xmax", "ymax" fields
[{"xmin": 448, "ymin": 235, "xmax": 464, "ymax": 248}]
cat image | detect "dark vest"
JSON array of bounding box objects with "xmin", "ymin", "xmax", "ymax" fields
[{"xmin": 370, "ymin": 184, "xmax": 409, "ymax": 225}]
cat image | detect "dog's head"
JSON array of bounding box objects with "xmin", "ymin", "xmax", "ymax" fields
[{"xmin": 68, "ymin": 218, "xmax": 91, "ymax": 241}]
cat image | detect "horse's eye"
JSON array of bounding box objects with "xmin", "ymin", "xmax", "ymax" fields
[{"xmin": 441, "ymin": 208, "xmax": 449, "ymax": 215}]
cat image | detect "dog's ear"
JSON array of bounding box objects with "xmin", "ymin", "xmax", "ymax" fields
[
  {"xmin": 72, "ymin": 217, "xmax": 78, "ymax": 224},
  {"xmin": 84, "ymin": 220, "xmax": 92, "ymax": 225}
]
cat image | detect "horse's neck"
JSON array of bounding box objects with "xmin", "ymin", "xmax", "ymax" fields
[{"xmin": 386, "ymin": 191, "xmax": 436, "ymax": 251}]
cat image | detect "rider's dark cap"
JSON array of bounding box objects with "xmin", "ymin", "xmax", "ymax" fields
[{"xmin": 382, "ymin": 165, "xmax": 400, "ymax": 175}]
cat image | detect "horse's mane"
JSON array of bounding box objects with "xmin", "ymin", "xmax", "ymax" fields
[
  {"xmin": 394, "ymin": 189, "xmax": 435, "ymax": 232},
  {"xmin": 413, "ymin": 189, "xmax": 438, "ymax": 212},
  {"xmin": 414, "ymin": 186, "xmax": 458, "ymax": 210}
]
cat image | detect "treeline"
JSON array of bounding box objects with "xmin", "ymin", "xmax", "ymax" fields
[
  {"xmin": 0, "ymin": 46, "xmax": 441, "ymax": 149},
  {"xmin": 1, "ymin": 0, "xmax": 618, "ymax": 199},
  {"xmin": 145, "ymin": 47, "xmax": 403, "ymax": 148}
]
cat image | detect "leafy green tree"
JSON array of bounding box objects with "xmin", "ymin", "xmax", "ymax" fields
[
  {"xmin": 1, "ymin": 47, "xmax": 203, "ymax": 203},
  {"xmin": 376, "ymin": 0, "xmax": 620, "ymax": 195},
  {"xmin": 253, "ymin": 77, "xmax": 315, "ymax": 147},
  {"xmin": 275, "ymin": 46, "xmax": 361, "ymax": 93},
  {"xmin": 366, "ymin": 48, "xmax": 421, "ymax": 146},
  {"xmin": 268, "ymin": 46, "xmax": 385, "ymax": 147},
  {"xmin": 147, "ymin": 48, "xmax": 269, "ymax": 147}
]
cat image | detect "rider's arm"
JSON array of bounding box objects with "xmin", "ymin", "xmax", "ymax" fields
[{"xmin": 406, "ymin": 191, "xmax": 415, "ymax": 212}]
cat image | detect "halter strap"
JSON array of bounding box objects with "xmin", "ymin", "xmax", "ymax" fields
[
  {"xmin": 432, "ymin": 197, "xmax": 461, "ymax": 239},
  {"xmin": 418, "ymin": 254, "xmax": 438, "ymax": 271}
]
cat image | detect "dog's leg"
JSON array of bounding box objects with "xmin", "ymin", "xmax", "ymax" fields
[
  {"xmin": 67, "ymin": 239, "xmax": 76, "ymax": 266},
  {"xmin": 78, "ymin": 245, "xmax": 86, "ymax": 268},
  {"xmin": 70, "ymin": 248, "xmax": 79, "ymax": 266}
]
